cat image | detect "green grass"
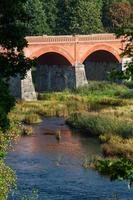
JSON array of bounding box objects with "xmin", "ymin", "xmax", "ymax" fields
[
  {"xmin": 3, "ymin": 81, "xmax": 133, "ymax": 162},
  {"xmin": 0, "ymin": 80, "xmax": 132, "ymax": 198},
  {"xmin": 66, "ymin": 112, "xmax": 133, "ymax": 138},
  {"xmin": 23, "ymin": 113, "xmax": 42, "ymax": 124}
]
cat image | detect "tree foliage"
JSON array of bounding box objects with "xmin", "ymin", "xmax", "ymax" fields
[
  {"xmin": 111, "ymin": 26, "xmax": 133, "ymax": 80},
  {"xmin": 107, "ymin": 2, "xmax": 133, "ymax": 32},
  {"xmin": 12, "ymin": 0, "xmax": 132, "ymax": 36},
  {"xmin": 24, "ymin": 0, "xmax": 49, "ymax": 36},
  {"xmin": 69, "ymin": 0, "xmax": 103, "ymax": 34},
  {"xmin": 0, "ymin": 0, "xmax": 34, "ymax": 130},
  {"xmin": 96, "ymin": 158, "xmax": 133, "ymax": 189},
  {"xmin": 42, "ymin": 0, "xmax": 58, "ymax": 35}
]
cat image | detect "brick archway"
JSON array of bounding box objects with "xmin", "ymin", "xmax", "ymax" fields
[
  {"xmin": 29, "ymin": 46, "xmax": 74, "ymax": 65},
  {"xmin": 80, "ymin": 44, "xmax": 121, "ymax": 64}
]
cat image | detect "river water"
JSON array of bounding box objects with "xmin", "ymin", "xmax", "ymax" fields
[{"xmin": 6, "ymin": 118, "xmax": 133, "ymax": 200}]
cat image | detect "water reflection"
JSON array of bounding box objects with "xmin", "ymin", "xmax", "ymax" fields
[{"xmin": 6, "ymin": 118, "xmax": 133, "ymax": 200}]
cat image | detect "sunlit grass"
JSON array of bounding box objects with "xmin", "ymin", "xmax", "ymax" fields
[{"xmin": 7, "ymin": 81, "xmax": 133, "ymax": 160}]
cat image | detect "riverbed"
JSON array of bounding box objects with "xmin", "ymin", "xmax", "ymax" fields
[{"xmin": 6, "ymin": 118, "xmax": 133, "ymax": 200}]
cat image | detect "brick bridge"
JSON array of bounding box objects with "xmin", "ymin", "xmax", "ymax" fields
[{"xmin": 10, "ymin": 34, "xmax": 128, "ymax": 100}]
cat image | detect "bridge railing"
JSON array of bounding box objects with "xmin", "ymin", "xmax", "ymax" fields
[{"xmin": 26, "ymin": 34, "xmax": 121, "ymax": 44}]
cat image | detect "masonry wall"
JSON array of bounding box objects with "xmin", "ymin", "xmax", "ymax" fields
[
  {"xmin": 32, "ymin": 65, "xmax": 76, "ymax": 92},
  {"xmin": 9, "ymin": 75, "xmax": 21, "ymax": 98},
  {"xmin": 84, "ymin": 61, "xmax": 122, "ymax": 81}
]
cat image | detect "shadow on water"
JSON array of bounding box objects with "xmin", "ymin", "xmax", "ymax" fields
[{"xmin": 6, "ymin": 118, "xmax": 133, "ymax": 200}]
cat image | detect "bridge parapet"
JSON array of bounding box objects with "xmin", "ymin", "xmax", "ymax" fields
[{"xmin": 26, "ymin": 34, "xmax": 122, "ymax": 45}]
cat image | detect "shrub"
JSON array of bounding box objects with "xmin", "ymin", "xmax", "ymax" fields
[
  {"xmin": 95, "ymin": 158, "xmax": 133, "ymax": 189},
  {"xmin": 23, "ymin": 113, "xmax": 42, "ymax": 124},
  {"xmin": 0, "ymin": 160, "xmax": 16, "ymax": 200},
  {"xmin": 97, "ymin": 97, "xmax": 125, "ymax": 106},
  {"xmin": 124, "ymin": 81, "xmax": 133, "ymax": 89},
  {"xmin": 67, "ymin": 112, "xmax": 133, "ymax": 138},
  {"xmin": 0, "ymin": 79, "xmax": 15, "ymax": 131},
  {"xmin": 22, "ymin": 126, "xmax": 33, "ymax": 136},
  {"xmin": 66, "ymin": 112, "xmax": 117, "ymax": 136},
  {"xmin": 74, "ymin": 81, "xmax": 128, "ymax": 96},
  {"xmin": 119, "ymin": 89, "xmax": 133, "ymax": 99}
]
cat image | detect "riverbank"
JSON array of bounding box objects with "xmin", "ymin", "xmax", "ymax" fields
[
  {"xmin": 9, "ymin": 81, "xmax": 133, "ymax": 160},
  {"xmin": 1, "ymin": 81, "xmax": 133, "ymax": 198}
]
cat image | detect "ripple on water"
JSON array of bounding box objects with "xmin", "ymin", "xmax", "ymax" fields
[{"xmin": 6, "ymin": 117, "xmax": 133, "ymax": 200}]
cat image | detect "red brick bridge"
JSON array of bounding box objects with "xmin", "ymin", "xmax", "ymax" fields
[
  {"xmin": 25, "ymin": 33, "xmax": 124, "ymax": 65},
  {"xmin": 10, "ymin": 34, "xmax": 128, "ymax": 100}
]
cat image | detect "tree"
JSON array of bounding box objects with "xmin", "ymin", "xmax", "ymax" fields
[
  {"xmin": 107, "ymin": 2, "xmax": 133, "ymax": 32},
  {"xmin": 69, "ymin": 0, "xmax": 104, "ymax": 34},
  {"xmin": 0, "ymin": 0, "xmax": 34, "ymax": 130},
  {"xmin": 102, "ymin": 0, "xmax": 133, "ymax": 32},
  {"xmin": 56, "ymin": 0, "xmax": 103, "ymax": 35},
  {"xmin": 56, "ymin": 0, "xmax": 72, "ymax": 35},
  {"xmin": 96, "ymin": 158, "xmax": 133, "ymax": 189},
  {"xmin": 24, "ymin": 0, "xmax": 49, "ymax": 36},
  {"xmin": 115, "ymin": 26, "xmax": 133, "ymax": 80},
  {"xmin": 42, "ymin": 0, "xmax": 58, "ymax": 35}
]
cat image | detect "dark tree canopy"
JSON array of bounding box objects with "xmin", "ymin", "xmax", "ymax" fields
[
  {"xmin": 24, "ymin": 0, "xmax": 49, "ymax": 36},
  {"xmin": 7, "ymin": 0, "xmax": 131, "ymax": 36},
  {"xmin": 0, "ymin": 0, "xmax": 35, "ymax": 130}
]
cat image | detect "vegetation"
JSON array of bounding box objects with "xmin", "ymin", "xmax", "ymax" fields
[
  {"xmin": 14, "ymin": 0, "xmax": 132, "ymax": 36},
  {"xmin": 0, "ymin": 160, "xmax": 16, "ymax": 200},
  {"xmin": 95, "ymin": 158, "xmax": 133, "ymax": 189},
  {"xmin": 0, "ymin": 80, "xmax": 132, "ymax": 197},
  {"xmin": 0, "ymin": 0, "xmax": 132, "ymax": 197},
  {"xmin": 0, "ymin": 0, "xmax": 35, "ymax": 198},
  {"xmin": 23, "ymin": 113, "xmax": 42, "ymax": 124},
  {"xmin": 9, "ymin": 81, "xmax": 133, "ymax": 160}
]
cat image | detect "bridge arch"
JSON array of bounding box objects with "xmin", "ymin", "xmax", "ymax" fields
[
  {"xmin": 30, "ymin": 46, "xmax": 74, "ymax": 65},
  {"xmin": 80, "ymin": 44, "xmax": 121, "ymax": 81},
  {"xmin": 80, "ymin": 44, "xmax": 121, "ymax": 64},
  {"xmin": 32, "ymin": 47, "xmax": 76, "ymax": 92}
]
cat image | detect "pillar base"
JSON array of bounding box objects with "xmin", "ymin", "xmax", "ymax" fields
[
  {"xmin": 21, "ymin": 70, "xmax": 37, "ymax": 101},
  {"xmin": 74, "ymin": 63, "xmax": 88, "ymax": 88}
]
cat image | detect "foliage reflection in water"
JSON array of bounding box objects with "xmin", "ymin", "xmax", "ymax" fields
[{"xmin": 6, "ymin": 118, "xmax": 133, "ymax": 200}]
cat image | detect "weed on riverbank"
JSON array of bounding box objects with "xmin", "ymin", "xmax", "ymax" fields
[{"xmin": 1, "ymin": 81, "xmax": 132, "ymax": 198}]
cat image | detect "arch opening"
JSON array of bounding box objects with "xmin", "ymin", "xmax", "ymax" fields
[
  {"xmin": 37, "ymin": 52, "xmax": 72, "ymax": 66},
  {"xmin": 83, "ymin": 50, "xmax": 121, "ymax": 81},
  {"xmin": 32, "ymin": 52, "xmax": 75, "ymax": 92}
]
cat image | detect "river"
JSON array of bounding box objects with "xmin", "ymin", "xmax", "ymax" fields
[{"xmin": 6, "ymin": 118, "xmax": 133, "ymax": 200}]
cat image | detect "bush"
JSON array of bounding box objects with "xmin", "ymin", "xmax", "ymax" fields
[
  {"xmin": 22, "ymin": 126, "xmax": 33, "ymax": 136},
  {"xmin": 0, "ymin": 79, "xmax": 15, "ymax": 131},
  {"xmin": 67, "ymin": 112, "xmax": 133, "ymax": 138},
  {"xmin": 119, "ymin": 89, "xmax": 133, "ymax": 99},
  {"xmin": 74, "ymin": 81, "xmax": 128, "ymax": 96},
  {"xmin": 0, "ymin": 160, "xmax": 16, "ymax": 200},
  {"xmin": 23, "ymin": 113, "xmax": 42, "ymax": 124},
  {"xmin": 66, "ymin": 112, "xmax": 117, "ymax": 136},
  {"xmin": 124, "ymin": 81, "xmax": 133, "ymax": 89},
  {"xmin": 96, "ymin": 158, "xmax": 133, "ymax": 189},
  {"xmin": 0, "ymin": 107, "xmax": 10, "ymax": 131}
]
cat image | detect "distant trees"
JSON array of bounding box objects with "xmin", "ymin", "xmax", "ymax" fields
[
  {"xmin": 113, "ymin": 26, "xmax": 133, "ymax": 80},
  {"xmin": 102, "ymin": 0, "xmax": 133, "ymax": 32},
  {"xmin": 21, "ymin": 0, "xmax": 133, "ymax": 36},
  {"xmin": 42, "ymin": 0, "xmax": 58, "ymax": 35},
  {"xmin": 68, "ymin": 0, "xmax": 104, "ymax": 34},
  {"xmin": 106, "ymin": 1, "xmax": 133, "ymax": 32},
  {"xmin": 24, "ymin": 0, "xmax": 49, "ymax": 36},
  {"xmin": 56, "ymin": 0, "xmax": 72, "ymax": 35},
  {"xmin": 52, "ymin": 0, "xmax": 104, "ymax": 35}
]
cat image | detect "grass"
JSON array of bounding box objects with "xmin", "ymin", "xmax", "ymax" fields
[
  {"xmin": 66, "ymin": 112, "xmax": 133, "ymax": 137},
  {"xmin": 23, "ymin": 113, "xmax": 42, "ymax": 124},
  {"xmin": 0, "ymin": 80, "xmax": 132, "ymax": 198},
  {"xmin": 8, "ymin": 81, "xmax": 132, "ymax": 160},
  {"xmin": 0, "ymin": 160, "xmax": 16, "ymax": 200}
]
